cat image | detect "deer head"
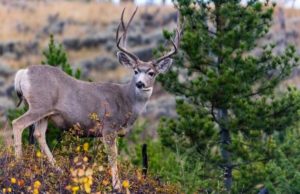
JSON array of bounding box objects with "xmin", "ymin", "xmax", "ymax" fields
[{"xmin": 116, "ymin": 7, "xmax": 181, "ymax": 95}]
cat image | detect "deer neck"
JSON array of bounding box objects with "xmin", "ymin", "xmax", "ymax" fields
[{"xmin": 123, "ymin": 79, "xmax": 152, "ymax": 115}]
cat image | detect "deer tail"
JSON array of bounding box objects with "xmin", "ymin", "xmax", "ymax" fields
[{"xmin": 14, "ymin": 69, "xmax": 27, "ymax": 107}]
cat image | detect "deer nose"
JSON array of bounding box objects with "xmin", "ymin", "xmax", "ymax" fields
[{"xmin": 136, "ymin": 81, "xmax": 145, "ymax": 89}]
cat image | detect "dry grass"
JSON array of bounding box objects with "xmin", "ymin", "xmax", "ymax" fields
[
  {"xmin": 0, "ymin": 1, "xmax": 175, "ymax": 42},
  {"xmin": 0, "ymin": 131, "xmax": 179, "ymax": 193},
  {"xmin": 0, "ymin": 1, "xmax": 175, "ymax": 74}
]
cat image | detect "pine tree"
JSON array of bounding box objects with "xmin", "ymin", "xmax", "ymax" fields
[
  {"xmin": 158, "ymin": 0, "xmax": 300, "ymax": 192},
  {"xmin": 42, "ymin": 34, "xmax": 81, "ymax": 79}
]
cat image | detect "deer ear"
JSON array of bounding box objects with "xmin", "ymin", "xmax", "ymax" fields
[
  {"xmin": 117, "ymin": 51, "xmax": 136, "ymax": 68},
  {"xmin": 156, "ymin": 58, "xmax": 173, "ymax": 73}
]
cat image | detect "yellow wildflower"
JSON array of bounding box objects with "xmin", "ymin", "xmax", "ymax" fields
[
  {"xmin": 72, "ymin": 177, "xmax": 79, "ymax": 183},
  {"xmin": 122, "ymin": 180, "xmax": 130, "ymax": 188},
  {"xmin": 7, "ymin": 188, "xmax": 12, "ymax": 192},
  {"xmin": 71, "ymin": 186, "xmax": 79, "ymax": 192},
  {"xmin": 65, "ymin": 185, "xmax": 72, "ymax": 190},
  {"xmin": 89, "ymin": 113, "xmax": 98, "ymax": 121},
  {"xmin": 83, "ymin": 156, "xmax": 88, "ymax": 162},
  {"xmin": 33, "ymin": 188, "xmax": 39, "ymax": 194},
  {"xmin": 36, "ymin": 151, "xmax": 42, "ymax": 158},
  {"xmin": 76, "ymin": 146, "xmax": 81, "ymax": 152},
  {"xmin": 73, "ymin": 157, "xmax": 79, "ymax": 163},
  {"xmin": 83, "ymin": 143, "xmax": 89, "ymax": 151},
  {"xmin": 85, "ymin": 168, "xmax": 93, "ymax": 176},
  {"xmin": 33, "ymin": 180, "xmax": 41, "ymax": 189},
  {"xmin": 84, "ymin": 183, "xmax": 91, "ymax": 193},
  {"xmin": 2, "ymin": 188, "xmax": 6, "ymax": 193},
  {"xmin": 98, "ymin": 165, "xmax": 104, "ymax": 172},
  {"xmin": 88, "ymin": 177, "xmax": 93, "ymax": 185},
  {"xmin": 11, "ymin": 177, "xmax": 16, "ymax": 184},
  {"xmin": 82, "ymin": 177, "xmax": 89, "ymax": 183}
]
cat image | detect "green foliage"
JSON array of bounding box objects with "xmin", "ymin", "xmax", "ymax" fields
[
  {"xmin": 157, "ymin": 0, "xmax": 300, "ymax": 192},
  {"xmin": 42, "ymin": 34, "xmax": 81, "ymax": 79},
  {"xmin": 118, "ymin": 121, "xmax": 205, "ymax": 193},
  {"xmin": 263, "ymin": 127, "xmax": 300, "ymax": 193}
]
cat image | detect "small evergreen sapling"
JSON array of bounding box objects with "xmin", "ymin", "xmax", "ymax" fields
[{"xmin": 42, "ymin": 34, "xmax": 81, "ymax": 79}]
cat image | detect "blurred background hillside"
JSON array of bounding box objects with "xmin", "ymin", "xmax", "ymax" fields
[
  {"xmin": 1, "ymin": 1, "xmax": 300, "ymax": 193},
  {"xmin": 0, "ymin": 0, "xmax": 300, "ymax": 133},
  {"xmin": 0, "ymin": 1, "xmax": 178, "ymax": 129}
]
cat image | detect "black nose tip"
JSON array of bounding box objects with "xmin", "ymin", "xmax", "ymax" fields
[{"xmin": 136, "ymin": 81, "xmax": 145, "ymax": 89}]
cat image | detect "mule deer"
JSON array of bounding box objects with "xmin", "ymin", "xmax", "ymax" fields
[{"xmin": 12, "ymin": 7, "xmax": 181, "ymax": 191}]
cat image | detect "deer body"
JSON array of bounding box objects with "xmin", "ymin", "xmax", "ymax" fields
[
  {"xmin": 16, "ymin": 65, "xmax": 145, "ymax": 135},
  {"xmin": 12, "ymin": 7, "xmax": 181, "ymax": 191}
]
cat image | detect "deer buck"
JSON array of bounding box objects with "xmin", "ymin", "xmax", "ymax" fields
[{"xmin": 12, "ymin": 7, "xmax": 181, "ymax": 191}]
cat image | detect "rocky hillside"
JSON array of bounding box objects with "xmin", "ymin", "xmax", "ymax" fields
[
  {"xmin": 1, "ymin": 1, "xmax": 300, "ymax": 127},
  {"xmin": 0, "ymin": 1, "xmax": 177, "ymax": 124}
]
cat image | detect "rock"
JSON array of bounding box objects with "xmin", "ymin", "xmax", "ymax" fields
[
  {"xmin": 0, "ymin": 77, "xmax": 5, "ymax": 87},
  {"xmin": 143, "ymin": 95, "xmax": 176, "ymax": 119},
  {"xmin": 127, "ymin": 33, "xmax": 143, "ymax": 47},
  {"xmin": 0, "ymin": 63, "xmax": 14, "ymax": 77},
  {"xmin": 0, "ymin": 97, "xmax": 15, "ymax": 122},
  {"xmin": 0, "ymin": 41, "xmax": 38, "ymax": 58},
  {"xmin": 6, "ymin": 85, "xmax": 14, "ymax": 98},
  {"xmin": 0, "ymin": 97, "xmax": 14, "ymax": 114},
  {"xmin": 142, "ymin": 30, "xmax": 165, "ymax": 45},
  {"xmin": 43, "ymin": 13, "xmax": 65, "ymax": 35},
  {"xmin": 0, "ymin": 41, "xmax": 17, "ymax": 55},
  {"xmin": 63, "ymin": 38, "xmax": 81, "ymax": 50},
  {"xmin": 134, "ymin": 45, "xmax": 155, "ymax": 61},
  {"xmin": 63, "ymin": 33, "xmax": 112, "ymax": 50},
  {"xmin": 16, "ymin": 23, "xmax": 31, "ymax": 34},
  {"xmin": 105, "ymin": 40, "xmax": 115, "ymax": 51},
  {"xmin": 75, "ymin": 56, "xmax": 118, "ymax": 78},
  {"xmin": 80, "ymin": 34, "xmax": 108, "ymax": 48}
]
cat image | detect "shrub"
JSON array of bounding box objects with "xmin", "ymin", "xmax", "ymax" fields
[{"xmin": 0, "ymin": 130, "xmax": 179, "ymax": 193}]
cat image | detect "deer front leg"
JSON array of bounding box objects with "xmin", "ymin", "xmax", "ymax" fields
[
  {"xmin": 33, "ymin": 119, "xmax": 56, "ymax": 165},
  {"xmin": 103, "ymin": 132, "xmax": 121, "ymax": 191}
]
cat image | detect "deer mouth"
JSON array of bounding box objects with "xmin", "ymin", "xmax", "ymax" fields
[{"xmin": 141, "ymin": 87, "xmax": 152, "ymax": 92}]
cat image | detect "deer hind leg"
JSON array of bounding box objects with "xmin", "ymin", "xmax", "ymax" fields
[
  {"xmin": 103, "ymin": 132, "xmax": 121, "ymax": 191},
  {"xmin": 12, "ymin": 110, "xmax": 43, "ymax": 159},
  {"xmin": 12, "ymin": 109, "xmax": 54, "ymax": 159},
  {"xmin": 33, "ymin": 119, "xmax": 56, "ymax": 165}
]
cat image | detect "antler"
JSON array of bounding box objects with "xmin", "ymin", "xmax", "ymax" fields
[
  {"xmin": 116, "ymin": 7, "xmax": 139, "ymax": 61},
  {"xmin": 154, "ymin": 15, "xmax": 182, "ymax": 64}
]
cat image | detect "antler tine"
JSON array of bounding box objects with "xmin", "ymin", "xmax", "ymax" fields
[
  {"xmin": 154, "ymin": 28, "xmax": 181, "ymax": 64},
  {"xmin": 116, "ymin": 7, "xmax": 139, "ymax": 61},
  {"xmin": 120, "ymin": 8, "xmax": 127, "ymax": 47},
  {"xmin": 154, "ymin": 10, "xmax": 184, "ymax": 64},
  {"xmin": 121, "ymin": 7, "xmax": 138, "ymax": 47}
]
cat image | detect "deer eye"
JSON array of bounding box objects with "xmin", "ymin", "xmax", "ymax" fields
[
  {"xmin": 148, "ymin": 72, "xmax": 155, "ymax": 77},
  {"xmin": 134, "ymin": 70, "xmax": 139, "ymax": 75}
]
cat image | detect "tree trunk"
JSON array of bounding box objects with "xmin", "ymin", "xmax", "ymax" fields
[
  {"xmin": 214, "ymin": 1, "xmax": 232, "ymax": 191},
  {"xmin": 218, "ymin": 109, "xmax": 232, "ymax": 192}
]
